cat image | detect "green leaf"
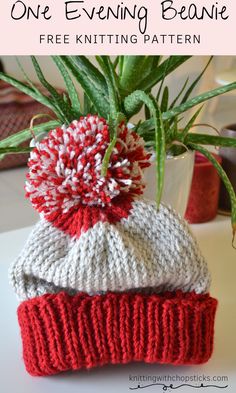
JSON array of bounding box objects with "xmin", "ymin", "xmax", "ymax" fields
[
  {"xmin": 60, "ymin": 56, "xmax": 109, "ymax": 118},
  {"xmin": 0, "ymin": 72, "xmax": 62, "ymax": 119},
  {"xmin": 124, "ymin": 90, "xmax": 165, "ymax": 206},
  {"xmin": 72, "ymin": 56, "xmax": 108, "ymax": 94},
  {"xmin": 152, "ymin": 56, "xmax": 162, "ymax": 68},
  {"xmin": 186, "ymin": 133, "xmax": 236, "ymax": 147},
  {"xmin": 83, "ymin": 93, "xmax": 90, "ymax": 114},
  {"xmin": 180, "ymin": 56, "xmax": 213, "ymax": 104},
  {"xmin": 101, "ymin": 133, "xmax": 117, "ymax": 176},
  {"xmin": 124, "ymin": 56, "xmax": 191, "ymax": 118},
  {"xmin": 169, "ymin": 77, "xmax": 189, "ymax": 109},
  {"xmin": 63, "ymin": 93, "xmax": 70, "ymax": 106},
  {"xmin": 96, "ymin": 56, "xmax": 121, "ymax": 119},
  {"xmin": 52, "ymin": 56, "xmax": 81, "ymax": 118},
  {"xmin": 124, "ymin": 92, "xmax": 144, "ymax": 119},
  {"xmin": 189, "ymin": 143, "xmax": 236, "ymax": 240},
  {"xmin": 139, "ymin": 80, "xmax": 236, "ymax": 133},
  {"xmin": 0, "ymin": 120, "xmax": 60, "ymax": 149},
  {"xmin": 160, "ymin": 86, "xmax": 169, "ymax": 113},
  {"xmin": 119, "ymin": 56, "xmax": 147, "ymax": 92},
  {"xmin": 136, "ymin": 56, "xmax": 191, "ymax": 91},
  {"xmin": 101, "ymin": 112, "xmax": 126, "ymax": 176},
  {"xmin": 31, "ymin": 56, "xmax": 70, "ymax": 123},
  {"xmin": 138, "ymin": 57, "xmax": 162, "ymax": 98},
  {"xmin": 118, "ymin": 56, "xmax": 124, "ymax": 78},
  {"xmin": 113, "ymin": 56, "xmax": 119, "ymax": 69},
  {"xmin": 0, "ymin": 146, "xmax": 32, "ymax": 155},
  {"xmin": 140, "ymin": 56, "xmax": 159, "ymax": 81},
  {"xmin": 179, "ymin": 106, "xmax": 203, "ymax": 141},
  {"xmin": 164, "ymin": 81, "xmax": 236, "ymax": 120},
  {"xmin": 83, "ymin": 92, "xmax": 95, "ymax": 114},
  {"xmin": 156, "ymin": 57, "xmax": 171, "ymax": 103},
  {"xmin": 15, "ymin": 57, "xmax": 39, "ymax": 93},
  {"xmin": 144, "ymin": 104, "xmax": 151, "ymax": 120}
]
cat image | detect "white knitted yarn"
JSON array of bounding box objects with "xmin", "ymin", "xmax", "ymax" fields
[{"xmin": 9, "ymin": 199, "xmax": 211, "ymax": 301}]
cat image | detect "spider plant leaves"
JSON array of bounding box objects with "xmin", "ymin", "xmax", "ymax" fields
[
  {"xmin": 113, "ymin": 56, "xmax": 119, "ymax": 69},
  {"xmin": 118, "ymin": 56, "xmax": 124, "ymax": 77},
  {"xmin": 136, "ymin": 56, "xmax": 191, "ymax": 91},
  {"xmin": 138, "ymin": 116, "xmax": 236, "ymax": 151},
  {"xmin": 0, "ymin": 120, "xmax": 60, "ymax": 149},
  {"xmin": 164, "ymin": 81, "xmax": 236, "ymax": 120},
  {"xmin": 73, "ymin": 56, "xmax": 108, "ymax": 94},
  {"xmin": 119, "ymin": 56, "xmax": 147, "ymax": 92},
  {"xmin": 180, "ymin": 106, "xmax": 203, "ymax": 142},
  {"xmin": 169, "ymin": 77, "xmax": 189, "ymax": 109},
  {"xmin": 180, "ymin": 56, "xmax": 213, "ymax": 104},
  {"xmin": 0, "ymin": 72, "xmax": 62, "ymax": 120},
  {"xmin": 160, "ymin": 86, "xmax": 169, "ymax": 113},
  {"xmin": 186, "ymin": 133, "xmax": 236, "ymax": 147},
  {"xmin": 101, "ymin": 133, "xmax": 117, "ymax": 177},
  {"xmin": 83, "ymin": 93, "xmax": 96, "ymax": 115},
  {"xmin": 138, "ymin": 80, "xmax": 236, "ymax": 133},
  {"xmin": 60, "ymin": 56, "xmax": 109, "ymax": 118},
  {"xmin": 119, "ymin": 56, "xmax": 161, "ymax": 98},
  {"xmin": 189, "ymin": 143, "xmax": 236, "ymax": 241},
  {"xmin": 96, "ymin": 56, "xmax": 121, "ymax": 117},
  {"xmin": 126, "ymin": 56, "xmax": 190, "ymax": 118},
  {"xmin": 63, "ymin": 93, "xmax": 71, "ymax": 107},
  {"xmin": 150, "ymin": 56, "xmax": 162, "ymax": 69},
  {"xmin": 15, "ymin": 57, "xmax": 39, "ymax": 93},
  {"xmin": 124, "ymin": 90, "xmax": 144, "ymax": 118},
  {"xmin": 52, "ymin": 56, "xmax": 81, "ymax": 118},
  {"xmin": 31, "ymin": 56, "xmax": 71, "ymax": 124},
  {"xmin": 0, "ymin": 146, "xmax": 32, "ymax": 155},
  {"xmin": 141, "ymin": 56, "xmax": 160, "ymax": 80},
  {"xmin": 156, "ymin": 57, "xmax": 172, "ymax": 103},
  {"xmin": 124, "ymin": 90, "xmax": 165, "ymax": 206},
  {"xmin": 101, "ymin": 112, "xmax": 126, "ymax": 176}
]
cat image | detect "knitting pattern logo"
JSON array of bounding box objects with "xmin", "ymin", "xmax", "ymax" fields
[
  {"xmin": 129, "ymin": 374, "xmax": 229, "ymax": 391},
  {"xmin": 129, "ymin": 383, "xmax": 228, "ymax": 390}
]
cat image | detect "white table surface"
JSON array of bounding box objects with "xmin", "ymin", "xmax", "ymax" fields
[{"xmin": 0, "ymin": 217, "xmax": 235, "ymax": 393}]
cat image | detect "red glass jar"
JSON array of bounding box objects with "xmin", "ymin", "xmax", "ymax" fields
[{"xmin": 185, "ymin": 152, "xmax": 222, "ymax": 223}]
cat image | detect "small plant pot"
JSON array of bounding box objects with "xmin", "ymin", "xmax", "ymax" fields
[
  {"xmin": 144, "ymin": 150, "xmax": 195, "ymax": 217},
  {"xmin": 185, "ymin": 152, "xmax": 222, "ymax": 224},
  {"xmin": 218, "ymin": 125, "xmax": 236, "ymax": 213}
]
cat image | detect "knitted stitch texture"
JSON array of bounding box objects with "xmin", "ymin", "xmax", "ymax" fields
[
  {"xmin": 18, "ymin": 291, "xmax": 217, "ymax": 376},
  {"xmin": 10, "ymin": 115, "xmax": 217, "ymax": 376},
  {"xmin": 10, "ymin": 199, "xmax": 211, "ymax": 301}
]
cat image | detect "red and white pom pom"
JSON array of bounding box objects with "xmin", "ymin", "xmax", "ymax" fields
[{"xmin": 25, "ymin": 115, "xmax": 151, "ymax": 215}]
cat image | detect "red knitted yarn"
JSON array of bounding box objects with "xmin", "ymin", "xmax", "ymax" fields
[
  {"xmin": 18, "ymin": 291, "xmax": 217, "ymax": 376},
  {"xmin": 46, "ymin": 194, "xmax": 134, "ymax": 238}
]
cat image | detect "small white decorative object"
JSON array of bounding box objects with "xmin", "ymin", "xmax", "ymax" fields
[{"xmin": 144, "ymin": 150, "xmax": 195, "ymax": 216}]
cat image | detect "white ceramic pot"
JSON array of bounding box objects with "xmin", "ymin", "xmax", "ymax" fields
[{"xmin": 144, "ymin": 150, "xmax": 195, "ymax": 217}]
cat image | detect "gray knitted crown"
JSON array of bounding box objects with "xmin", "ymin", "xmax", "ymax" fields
[{"xmin": 10, "ymin": 198, "xmax": 211, "ymax": 301}]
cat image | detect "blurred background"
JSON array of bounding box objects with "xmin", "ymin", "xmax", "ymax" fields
[{"xmin": 1, "ymin": 55, "xmax": 236, "ymax": 232}]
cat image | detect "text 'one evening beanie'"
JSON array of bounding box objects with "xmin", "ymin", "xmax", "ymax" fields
[{"xmin": 9, "ymin": 115, "xmax": 217, "ymax": 376}]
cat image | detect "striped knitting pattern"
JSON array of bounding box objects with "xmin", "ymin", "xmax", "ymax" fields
[{"xmin": 18, "ymin": 291, "xmax": 217, "ymax": 376}]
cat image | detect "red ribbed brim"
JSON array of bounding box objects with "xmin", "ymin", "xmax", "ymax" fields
[{"xmin": 17, "ymin": 291, "xmax": 217, "ymax": 376}]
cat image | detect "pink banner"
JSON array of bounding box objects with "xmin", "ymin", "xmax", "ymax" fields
[{"xmin": 0, "ymin": 0, "xmax": 235, "ymax": 54}]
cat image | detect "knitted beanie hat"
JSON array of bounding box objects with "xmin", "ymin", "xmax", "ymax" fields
[{"xmin": 10, "ymin": 115, "xmax": 217, "ymax": 376}]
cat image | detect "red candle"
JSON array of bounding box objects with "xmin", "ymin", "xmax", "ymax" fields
[{"xmin": 185, "ymin": 152, "xmax": 222, "ymax": 223}]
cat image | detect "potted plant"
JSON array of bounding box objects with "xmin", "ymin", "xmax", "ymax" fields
[{"xmin": 1, "ymin": 55, "xmax": 236, "ymax": 240}]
